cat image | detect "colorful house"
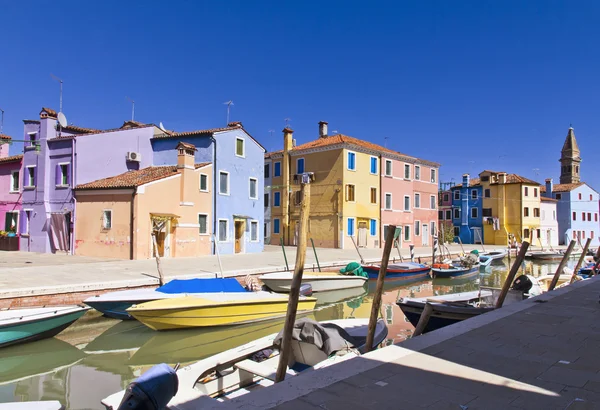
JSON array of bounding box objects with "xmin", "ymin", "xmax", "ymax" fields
[
  {"xmin": 542, "ymin": 128, "xmax": 600, "ymax": 245},
  {"xmin": 539, "ymin": 197, "xmax": 559, "ymax": 247},
  {"xmin": 267, "ymin": 122, "xmax": 440, "ymax": 249},
  {"xmin": 450, "ymin": 174, "xmax": 483, "ymax": 244},
  {"xmin": 437, "ymin": 185, "xmax": 453, "ymax": 242},
  {"xmin": 74, "ymin": 143, "xmax": 212, "ymax": 259},
  {"xmin": 0, "ymin": 133, "xmax": 22, "ymax": 240},
  {"xmin": 479, "ymin": 170, "xmax": 542, "ymax": 246},
  {"xmin": 263, "ymin": 153, "xmax": 273, "ymax": 245}
]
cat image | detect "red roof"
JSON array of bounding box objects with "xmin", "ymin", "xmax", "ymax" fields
[
  {"xmin": 541, "ymin": 182, "xmax": 585, "ymax": 193},
  {"xmin": 541, "ymin": 197, "xmax": 558, "ymax": 202},
  {"xmin": 0, "ymin": 154, "xmax": 23, "ymax": 164}
]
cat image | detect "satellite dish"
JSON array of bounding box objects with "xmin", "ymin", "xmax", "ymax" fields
[
  {"xmin": 57, "ymin": 112, "xmax": 67, "ymax": 128},
  {"xmin": 159, "ymin": 122, "xmax": 166, "ymax": 131}
]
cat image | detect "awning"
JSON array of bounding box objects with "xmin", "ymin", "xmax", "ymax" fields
[
  {"xmin": 233, "ymin": 214, "xmax": 253, "ymax": 220},
  {"xmin": 150, "ymin": 213, "xmax": 181, "ymax": 219}
]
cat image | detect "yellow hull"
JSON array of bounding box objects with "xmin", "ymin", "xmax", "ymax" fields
[{"xmin": 127, "ymin": 295, "xmax": 317, "ymax": 331}]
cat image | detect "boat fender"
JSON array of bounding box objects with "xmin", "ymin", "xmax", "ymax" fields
[
  {"xmin": 433, "ymin": 263, "xmax": 451, "ymax": 269},
  {"xmin": 117, "ymin": 363, "xmax": 178, "ymax": 410},
  {"xmin": 299, "ymin": 284, "xmax": 313, "ymax": 297},
  {"xmin": 511, "ymin": 275, "xmax": 533, "ymax": 294}
]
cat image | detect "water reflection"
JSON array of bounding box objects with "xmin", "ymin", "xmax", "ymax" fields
[{"xmin": 1, "ymin": 258, "xmax": 582, "ymax": 409}]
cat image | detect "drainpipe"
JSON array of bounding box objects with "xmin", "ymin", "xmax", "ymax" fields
[
  {"xmin": 71, "ymin": 137, "xmax": 76, "ymax": 255},
  {"xmin": 130, "ymin": 188, "xmax": 136, "ymax": 260},
  {"xmin": 211, "ymin": 135, "xmax": 217, "ymax": 255}
]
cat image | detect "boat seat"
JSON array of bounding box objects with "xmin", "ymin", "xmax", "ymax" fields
[
  {"xmin": 291, "ymin": 340, "xmax": 329, "ymax": 366},
  {"xmin": 234, "ymin": 356, "xmax": 295, "ymax": 381}
]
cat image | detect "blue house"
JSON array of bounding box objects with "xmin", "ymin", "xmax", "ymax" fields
[
  {"xmin": 152, "ymin": 122, "xmax": 266, "ymax": 254},
  {"xmin": 450, "ymin": 174, "xmax": 484, "ymax": 244}
]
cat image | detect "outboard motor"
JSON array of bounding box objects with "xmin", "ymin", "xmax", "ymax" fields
[
  {"xmin": 511, "ymin": 275, "xmax": 533, "ymax": 294},
  {"xmin": 117, "ymin": 363, "xmax": 178, "ymax": 410}
]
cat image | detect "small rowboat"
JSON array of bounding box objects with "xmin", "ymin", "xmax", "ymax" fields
[
  {"xmin": 259, "ymin": 271, "xmax": 367, "ymax": 293},
  {"xmin": 479, "ymin": 249, "xmax": 507, "ymax": 261},
  {"xmin": 431, "ymin": 264, "xmax": 479, "ymax": 279},
  {"xmin": 362, "ymin": 262, "xmax": 431, "ymax": 281},
  {"xmin": 527, "ymin": 251, "xmax": 563, "ymax": 261}
]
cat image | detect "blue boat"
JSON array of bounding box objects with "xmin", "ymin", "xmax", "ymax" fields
[
  {"xmin": 431, "ymin": 264, "xmax": 479, "ymax": 279},
  {"xmin": 84, "ymin": 278, "xmax": 248, "ymax": 320},
  {"xmin": 0, "ymin": 305, "xmax": 89, "ymax": 348}
]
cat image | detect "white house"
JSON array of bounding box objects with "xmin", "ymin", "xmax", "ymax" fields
[{"xmin": 539, "ymin": 197, "xmax": 559, "ymax": 248}]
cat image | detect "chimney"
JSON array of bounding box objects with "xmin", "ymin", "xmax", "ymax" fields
[
  {"xmin": 176, "ymin": 142, "xmax": 197, "ymax": 204},
  {"xmin": 283, "ymin": 127, "xmax": 294, "ymax": 153},
  {"xmin": 545, "ymin": 178, "xmax": 553, "ymax": 198},
  {"xmin": 498, "ymin": 172, "xmax": 507, "ymax": 184},
  {"xmin": 318, "ymin": 121, "xmax": 328, "ymax": 138},
  {"xmin": 228, "ymin": 121, "xmax": 242, "ymax": 128},
  {"xmin": 462, "ymin": 173, "xmax": 470, "ymax": 187}
]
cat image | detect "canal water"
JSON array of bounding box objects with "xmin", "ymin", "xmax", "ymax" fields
[{"xmin": 0, "ymin": 258, "xmax": 583, "ymax": 409}]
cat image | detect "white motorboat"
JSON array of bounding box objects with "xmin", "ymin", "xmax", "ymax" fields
[
  {"xmin": 479, "ymin": 249, "xmax": 507, "ymax": 261},
  {"xmin": 0, "ymin": 402, "xmax": 63, "ymax": 410},
  {"xmin": 259, "ymin": 271, "xmax": 367, "ymax": 293},
  {"xmin": 101, "ymin": 318, "xmax": 388, "ymax": 409}
]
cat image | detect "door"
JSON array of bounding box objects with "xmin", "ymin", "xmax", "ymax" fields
[
  {"xmin": 293, "ymin": 221, "xmax": 299, "ymax": 246},
  {"xmin": 235, "ymin": 220, "xmax": 245, "ymax": 253},
  {"xmin": 422, "ymin": 223, "xmax": 429, "ymax": 246},
  {"xmin": 472, "ymin": 227, "xmax": 482, "ymax": 244},
  {"xmin": 357, "ymin": 221, "xmax": 368, "ymax": 247}
]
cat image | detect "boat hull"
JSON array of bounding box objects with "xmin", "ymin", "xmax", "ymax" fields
[
  {"xmin": 0, "ymin": 307, "xmax": 89, "ymax": 348},
  {"xmin": 362, "ymin": 264, "xmax": 431, "ymax": 280},
  {"xmin": 431, "ymin": 265, "xmax": 479, "ymax": 279},
  {"xmin": 398, "ymin": 301, "xmax": 493, "ymax": 333},
  {"xmin": 84, "ymin": 300, "xmax": 148, "ymax": 320},
  {"xmin": 260, "ymin": 273, "xmax": 367, "ymax": 293}
]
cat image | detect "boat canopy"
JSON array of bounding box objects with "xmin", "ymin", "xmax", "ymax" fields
[
  {"xmin": 273, "ymin": 318, "xmax": 358, "ymax": 357},
  {"xmin": 156, "ymin": 278, "xmax": 247, "ymax": 294}
]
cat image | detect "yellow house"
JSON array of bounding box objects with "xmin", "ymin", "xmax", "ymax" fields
[
  {"xmin": 480, "ymin": 170, "xmax": 542, "ymax": 245},
  {"xmin": 268, "ymin": 122, "xmax": 391, "ymax": 249}
]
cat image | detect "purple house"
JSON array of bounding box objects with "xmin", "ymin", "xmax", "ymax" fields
[{"xmin": 20, "ymin": 108, "xmax": 159, "ymax": 253}]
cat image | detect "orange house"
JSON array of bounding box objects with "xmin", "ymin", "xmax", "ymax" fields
[{"xmin": 74, "ymin": 142, "xmax": 213, "ymax": 259}]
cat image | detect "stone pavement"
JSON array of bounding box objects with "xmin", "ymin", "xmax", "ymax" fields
[
  {"xmin": 206, "ymin": 276, "xmax": 600, "ymax": 410},
  {"xmin": 0, "ymin": 243, "xmax": 517, "ymax": 299}
]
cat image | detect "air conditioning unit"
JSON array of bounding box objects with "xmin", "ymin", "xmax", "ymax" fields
[{"xmin": 126, "ymin": 152, "xmax": 141, "ymax": 162}]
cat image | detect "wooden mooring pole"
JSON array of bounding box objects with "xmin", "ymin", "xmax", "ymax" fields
[
  {"xmin": 364, "ymin": 224, "xmax": 396, "ymax": 353},
  {"xmin": 151, "ymin": 233, "xmax": 165, "ymax": 286},
  {"xmin": 412, "ymin": 302, "xmax": 433, "ymax": 337},
  {"xmin": 276, "ymin": 182, "xmax": 310, "ymax": 383},
  {"xmin": 570, "ymin": 238, "xmax": 591, "ymax": 284},
  {"xmin": 495, "ymin": 241, "xmax": 529, "ymax": 309},
  {"xmin": 548, "ymin": 240, "xmax": 575, "ymax": 291}
]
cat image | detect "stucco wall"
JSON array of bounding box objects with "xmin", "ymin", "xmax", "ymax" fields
[
  {"xmin": 567, "ymin": 185, "xmax": 600, "ymax": 245},
  {"xmin": 0, "ymin": 159, "xmax": 23, "ymax": 232},
  {"xmin": 540, "ymin": 201, "xmax": 559, "ymax": 247},
  {"xmin": 380, "ymin": 158, "xmax": 413, "ymax": 247}
]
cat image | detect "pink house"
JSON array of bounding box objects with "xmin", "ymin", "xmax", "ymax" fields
[
  {"xmin": 0, "ymin": 134, "xmax": 23, "ymax": 237},
  {"xmin": 381, "ymin": 154, "xmax": 440, "ymax": 248}
]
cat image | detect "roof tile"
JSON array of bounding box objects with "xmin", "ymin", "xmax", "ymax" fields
[
  {"xmin": 0, "ymin": 134, "xmax": 12, "ymax": 140},
  {"xmin": 540, "ymin": 182, "xmax": 585, "ymax": 193},
  {"xmin": 0, "ymin": 154, "xmax": 23, "ymax": 164}
]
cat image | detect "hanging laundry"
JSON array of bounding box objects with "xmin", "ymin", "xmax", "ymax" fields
[{"xmin": 492, "ymin": 217, "xmax": 500, "ymax": 231}]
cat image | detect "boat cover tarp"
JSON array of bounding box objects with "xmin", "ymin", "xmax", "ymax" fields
[
  {"xmin": 339, "ymin": 262, "xmax": 368, "ymax": 278},
  {"xmin": 117, "ymin": 363, "xmax": 178, "ymax": 410},
  {"xmin": 156, "ymin": 278, "xmax": 246, "ymax": 294},
  {"xmin": 273, "ymin": 318, "xmax": 357, "ymax": 356}
]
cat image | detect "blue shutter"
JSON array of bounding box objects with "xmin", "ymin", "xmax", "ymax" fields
[
  {"xmin": 274, "ymin": 219, "xmax": 280, "ymax": 234},
  {"xmin": 297, "ymin": 158, "xmax": 305, "ymax": 174},
  {"xmin": 370, "ymin": 219, "xmax": 376, "ymax": 236},
  {"xmin": 348, "ymin": 218, "xmax": 354, "ymax": 236},
  {"xmin": 348, "ymin": 152, "xmax": 355, "ymax": 170},
  {"xmin": 370, "ymin": 157, "xmax": 377, "ymax": 174}
]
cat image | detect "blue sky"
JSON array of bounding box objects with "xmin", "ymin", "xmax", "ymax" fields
[{"xmin": 2, "ymin": 1, "xmax": 599, "ymax": 189}]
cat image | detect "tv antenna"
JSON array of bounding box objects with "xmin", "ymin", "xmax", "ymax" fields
[
  {"xmin": 384, "ymin": 136, "xmax": 389, "ymax": 148},
  {"xmin": 50, "ymin": 74, "xmax": 65, "ymax": 136},
  {"xmin": 269, "ymin": 129, "xmax": 275, "ymax": 138},
  {"xmin": 284, "ymin": 118, "xmax": 291, "ymax": 127},
  {"xmin": 0, "ymin": 108, "xmax": 4, "ymax": 134},
  {"xmin": 126, "ymin": 97, "xmax": 135, "ymax": 121},
  {"xmin": 224, "ymin": 100, "xmax": 234, "ymax": 125},
  {"xmin": 533, "ymin": 168, "xmax": 540, "ymax": 176},
  {"xmin": 50, "ymin": 74, "xmax": 63, "ymax": 113}
]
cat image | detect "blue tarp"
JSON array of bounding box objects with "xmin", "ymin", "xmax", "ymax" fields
[
  {"xmin": 156, "ymin": 278, "xmax": 247, "ymax": 294},
  {"xmin": 121, "ymin": 363, "xmax": 178, "ymax": 410}
]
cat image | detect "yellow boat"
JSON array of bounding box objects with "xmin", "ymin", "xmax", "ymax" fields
[{"xmin": 127, "ymin": 292, "xmax": 317, "ymax": 331}]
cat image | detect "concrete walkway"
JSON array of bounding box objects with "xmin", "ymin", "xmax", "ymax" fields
[
  {"xmin": 0, "ymin": 243, "xmax": 517, "ymax": 300},
  {"xmin": 202, "ymin": 276, "xmax": 600, "ymax": 410}
]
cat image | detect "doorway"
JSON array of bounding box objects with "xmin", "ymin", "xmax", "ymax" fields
[
  {"xmin": 357, "ymin": 221, "xmax": 368, "ymax": 247},
  {"xmin": 234, "ymin": 220, "xmax": 246, "ymax": 253},
  {"xmin": 151, "ymin": 217, "xmax": 171, "ymax": 258},
  {"xmin": 473, "ymin": 227, "xmax": 482, "ymax": 244},
  {"xmin": 422, "ymin": 223, "xmax": 429, "ymax": 246}
]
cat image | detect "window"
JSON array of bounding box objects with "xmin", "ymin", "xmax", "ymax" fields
[
  {"xmin": 274, "ymin": 192, "xmax": 281, "ymax": 207},
  {"xmin": 404, "ymin": 164, "xmax": 411, "ymax": 179},
  {"xmin": 273, "ymin": 218, "xmax": 280, "ymax": 234},
  {"xmin": 453, "ymin": 208, "xmax": 460, "ymax": 219},
  {"xmin": 431, "ymin": 221, "xmax": 436, "ymax": 236},
  {"xmin": 370, "ymin": 219, "xmax": 377, "ymax": 236},
  {"xmin": 264, "ymin": 164, "xmax": 270, "ymax": 178},
  {"xmin": 453, "ymin": 226, "xmax": 460, "ymax": 236},
  {"xmin": 23, "ymin": 210, "xmax": 31, "ymax": 235},
  {"xmin": 556, "ymin": 193, "xmax": 562, "ymax": 200},
  {"xmin": 404, "ymin": 195, "xmax": 410, "ymax": 211},
  {"xmin": 471, "ymin": 190, "xmax": 477, "ymax": 199},
  {"xmin": 198, "ymin": 214, "xmax": 208, "ymax": 234},
  {"xmin": 294, "ymin": 190, "xmax": 303, "ymax": 205},
  {"xmin": 430, "ymin": 195, "xmax": 436, "ymax": 209},
  {"xmin": 404, "ymin": 225, "xmax": 410, "ymax": 241},
  {"xmin": 588, "ymin": 212, "xmax": 592, "ymax": 221},
  {"xmin": 56, "ymin": 163, "xmax": 69, "ymax": 186},
  {"xmin": 347, "ymin": 218, "xmax": 355, "ymax": 236},
  {"xmin": 415, "ymin": 220, "xmax": 420, "ymax": 236},
  {"xmin": 10, "ymin": 171, "xmax": 19, "ymax": 192},
  {"xmin": 481, "ymin": 175, "xmax": 489, "ymax": 182},
  {"xmin": 443, "ymin": 193, "xmax": 449, "ymax": 202},
  {"xmin": 471, "ymin": 208, "xmax": 478, "ymax": 218},
  {"xmin": 274, "ymin": 162, "xmax": 281, "ymax": 177},
  {"xmin": 219, "ymin": 171, "xmax": 229, "ymax": 195},
  {"xmin": 264, "ymin": 193, "xmax": 269, "ymax": 208},
  {"xmin": 250, "ymin": 220, "xmax": 258, "ymax": 241},
  {"xmin": 264, "ymin": 223, "xmax": 268, "ymax": 238},
  {"xmin": 102, "ymin": 210, "xmax": 112, "ymax": 230},
  {"xmin": 370, "ymin": 187, "xmax": 377, "ymax": 204},
  {"xmin": 414, "ymin": 193, "xmax": 420, "ymax": 208},
  {"xmin": 524, "ymin": 207, "xmax": 529, "ymax": 217},
  {"xmin": 534, "ymin": 188, "xmax": 538, "ymax": 198},
  {"xmin": 249, "ymin": 178, "xmax": 258, "ymax": 199},
  {"xmin": 297, "ymin": 158, "xmax": 305, "ymax": 174},
  {"xmin": 534, "ymin": 208, "xmax": 540, "ymax": 217},
  {"xmin": 583, "ymin": 231, "xmax": 586, "ymax": 239},
  {"xmin": 591, "ymin": 194, "xmax": 594, "ymax": 201},
  {"xmin": 536, "ymin": 229, "xmax": 541, "ymax": 238},
  {"xmin": 430, "ymin": 169, "xmax": 436, "ymax": 183},
  {"xmin": 414, "ymin": 165, "xmax": 420, "ymax": 180},
  {"xmin": 385, "ymin": 193, "xmax": 392, "ymax": 210},
  {"xmin": 347, "ymin": 151, "xmax": 356, "ymax": 171},
  {"xmin": 524, "ymin": 228, "xmax": 530, "ymax": 239},
  {"xmin": 235, "ymin": 138, "xmax": 245, "ymax": 157},
  {"xmin": 346, "ymin": 184, "xmax": 355, "ymax": 202},
  {"xmin": 596, "ymin": 213, "xmax": 598, "ymax": 222},
  {"xmin": 383, "ymin": 225, "xmax": 393, "ymax": 240},
  {"xmin": 4, "ymin": 211, "xmax": 18, "ymax": 233},
  {"xmin": 454, "ymin": 190, "xmax": 460, "ymax": 200},
  {"xmin": 438, "ymin": 210, "xmax": 444, "ymax": 220},
  {"xmin": 484, "ymin": 189, "xmax": 491, "ymax": 198},
  {"xmin": 524, "ymin": 187, "xmax": 529, "ymax": 196},
  {"xmin": 218, "ymin": 219, "xmax": 228, "ymax": 241},
  {"xmin": 26, "ymin": 166, "xmax": 35, "ymax": 188},
  {"xmin": 482, "ymin": 208, "xmax": 492, "ymax": 217},
  {"xmin": 573, "ymin": 212, "xmax": 576, "ymax": 221},
  {"xmin": 579, "ymin": 193, "xmax": 582, "ymax": 200},
  {"xmin": 582, "ymin": 212, "xmax": 585, "ymax": 221},
  {"xmin": 445, "ymin": 210, "xmax": 452, "ymax": 220},
  {"xmin": 384, "ymin": 159, "xmax": 392, "ymax": 176},
  {"xmin": 28, "ymin": 132, "xmax": 36, "ymax": 145},
  {"xmin": 370, "ymin": 157, "xmax": 378, "ymax": 174},
  {"xmin": 199, "ymin": 174, "xmax": 208, "ymax": 192}
]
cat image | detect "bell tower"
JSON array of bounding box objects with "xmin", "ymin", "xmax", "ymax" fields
[{"xmin": 559, "ymin": 127, "xmax": 581, "ymax": 184}]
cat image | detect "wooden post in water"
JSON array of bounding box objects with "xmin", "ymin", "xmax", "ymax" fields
[
  {"xmin": 591, "ymin": 246, "xmax": 600, "ymax": 276},
  {"xmin": 395, "ymin": 240, "xmax": 404, "ymax": 262},
  {"xmin": 412, "ymin": 302, "xmax": 434, "ymax": 337},
  {"xmin": 570, "ymin": 238, "xmax": 591, "ymax": 284},
  {"xmin": 548, "ymin": 240, "xmax": 576, "ymax": 291},
  {"xmin": 151, "ymin": 233, "xmax": 165, "ymax": 286},
  {"xmin": 495, "ymin": 241, "xmax": 529, "ymax": 309},
  {"xmin": 275, "ymin": 182, "xmax": 310, "ymax": 383},
  {"xmin": 364, "ymin": 224, "xmax": 396, "ymax": 353}
]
